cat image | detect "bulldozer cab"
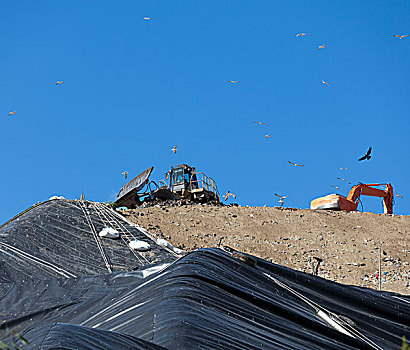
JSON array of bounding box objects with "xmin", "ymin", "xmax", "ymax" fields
[{"xmin": 167, "ymin": 164, "xmax": 198, "ymax": 197}]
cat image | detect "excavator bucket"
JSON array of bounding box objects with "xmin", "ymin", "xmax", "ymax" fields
[
  {"xmin": 114, "ymin": 167, "xmax": 154, "ymax": 208},
  {"xmin": 310, "ymin": 194, "xmax": 357, "ymax": 211}
]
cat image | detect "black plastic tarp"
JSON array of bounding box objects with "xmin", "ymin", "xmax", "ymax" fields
[
  {"xmin": 0, "ymin": 199, "xmax": 177, "ymax": 283},
  {"xmin": 35, "ymin": 324, "xmax": 167, "ymax": 350},
  {"xmin": 1, "ymin": 248, "xmax": 409, "ymax": 349}
]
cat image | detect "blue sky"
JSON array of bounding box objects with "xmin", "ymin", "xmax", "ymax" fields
[{"xmin": 1, "ymin": 1, "xmax": 409, "ymax": 223}]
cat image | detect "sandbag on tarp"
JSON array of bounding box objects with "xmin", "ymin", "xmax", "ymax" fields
[
  {"xmin": 0, "ymin": 199, "xmax": 177, "ymax": 282},
  {"xmin": 129, "ymin": 239, "xmax": 151, "ymax": 251},
  {"xmin": 99, "ymin": 226, "xmax": 120, "ymax": 239},
  {"xmin": 1, "ymin": 249, "xmax": 408, "ymax": 349},
  {"xmin": 33, "ymin": 323, "xmax": 166, "ymax": 350}
]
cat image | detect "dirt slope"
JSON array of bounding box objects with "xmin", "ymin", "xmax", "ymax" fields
[{"xmin": 119, "ymin": 204, "xmax": 410, "ymax": 295}]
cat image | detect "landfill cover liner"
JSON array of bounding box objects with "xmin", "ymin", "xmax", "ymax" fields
[
  {"xmin": 0, "ymin": 199, "xmax": 177, "ymax": 282},
  {"xmin": 0, "ymin": 200, "xmax": 409, "ymax": 349}
]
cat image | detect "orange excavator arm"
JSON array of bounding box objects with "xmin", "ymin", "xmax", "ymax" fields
[{"xmin": 347, "ymin": 183, "xmax": 393, "ymax": 214}]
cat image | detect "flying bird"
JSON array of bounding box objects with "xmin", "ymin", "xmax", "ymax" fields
[
  {"xmin": 253, "ymin": 121, "xmax": 269, "ymax": 126},
  {"xmin": 223, "ymin": 190, "xmax": 236, "ymax": 201},
  {"xmin": 265, "ymin": 134, "xmax": 271, "ymax": 138},
  {"xmin": 330, "ymin": 185, "xmax": 340, "ymax": 190},
  {"xmin": 395, "ymin": 193, "xmax": 403, "ymax": 198},
  {"xmin": 275, "ymin": 193, "xmax": 289, "ymax": 207},
  {"xmin": 288, "ymin": 161, "xmax": 304, "ymax": 167},
  {"xmin": 228, "ymin": 81, "xmax": 239, "ymax": 84},
  {"xmin": 296, "ymin": 33, "xmax": 307, "ymax": 37},
  {"xmin": 171, "ymin": 145, "xmax": 178, "ymax": 154},
  {"xmin": 358, "ymin": 147, "xmax": 372, "ymax": 161},
  {"xmin": 393, "ymin": 34, "xmax": 408, "ymax": 39},
  {"xmin": 144, "ymin": 17, "xmax": 151, "ymax": 20},
  {"xmin": 56, "ymin": 81, "xmax": 63, "ymax": 85},
  {"xmin": 8, "ymin": 111, "xmax": 16, "ymax": 116},
  {"xmin": 321, "ymin": 80, "xmax": 331, "ymax": 86},
  {"xmin": 122, "ymin": 171, "xmax": 128, "ymax": 179},
  {"xmin": 317, "ymin": 44, "xmax": 326, "ymax": 50},
  {"xmin": 336, "ymin": 177, "xmax": 351, "ymax": 184}
]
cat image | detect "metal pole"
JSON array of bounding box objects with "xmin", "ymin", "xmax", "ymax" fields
[{"xmin": 378, "ymin": 246, "xmax": 381, "ymax": 291}]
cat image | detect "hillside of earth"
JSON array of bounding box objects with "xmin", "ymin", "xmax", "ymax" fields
[{"xmin": 119, "ymin": 203, "xmax": 410, "ymax": 295}]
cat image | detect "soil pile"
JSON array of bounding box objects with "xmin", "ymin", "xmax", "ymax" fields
[{"xmin": 119, "ymin": 204, "xmax": 410, "ymax": 294}]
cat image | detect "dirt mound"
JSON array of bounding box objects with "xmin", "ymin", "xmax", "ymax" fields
[{"xmin": 119, "ymin": 204, "xmax": 410, "ymax": 294}]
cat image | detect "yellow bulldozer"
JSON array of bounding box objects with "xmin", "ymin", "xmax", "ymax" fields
[{"xmin": 113, "ymin": 164, "xmax": 220, "ymax": 209}]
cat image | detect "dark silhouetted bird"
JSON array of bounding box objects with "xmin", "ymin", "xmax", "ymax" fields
[{"xmin": 358, "ymin": 147, "xmax": 372, "ymax": 161}]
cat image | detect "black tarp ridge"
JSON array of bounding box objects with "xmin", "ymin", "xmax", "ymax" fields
[{"xmin": 0, "ymin": 199, "xmax": 177, "ymax": 283}]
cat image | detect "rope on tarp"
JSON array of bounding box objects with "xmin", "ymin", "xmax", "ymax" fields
[
  {"xmin": 76, "ymin": 200, "xmax": 113, "ymax": 273},
  {"xmin": 392, "ymin": 296, "xmax": 410, "ymax": 305},
  {"xmin": 224, "ymin": 247, "xmax": 384, "ymax": 349},
  {"xmin": 100, "ymin": 203, "xmax": 178, "ymax": 257},
  {"xmin": 92, "ymin": 202, "xmax": 148, "ymax": 265},
  {"xmin": 262, "ymin": 271, "xmax": 384, "ymax": 350},
  {"xmin": 0, "ymin": 242, "xmax": 76, "ymax": 278},
  {"xmin": 96, "ymin": 202, "xmax": 162, "ymax": 262}
]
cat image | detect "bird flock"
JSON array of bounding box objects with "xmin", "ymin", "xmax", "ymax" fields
[
  {"xmin": 120, "ymin": 23, "xmax": 406, "ymax": 205},
  {"xmin": 222, "ymin": 32, "xmax": 405, "ymax": 205},
  {"xmin": 7, "ymin": 15, "xmax": 402, "ymax": 207}
]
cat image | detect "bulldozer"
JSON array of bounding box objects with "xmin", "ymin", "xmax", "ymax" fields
[
  {"xmin": 113, "ymin": 164, "xmax": 220, "ymax": 209},
  {"xmin": 310, "ymin": 183, "xmax": 394, "ymax": 214}
]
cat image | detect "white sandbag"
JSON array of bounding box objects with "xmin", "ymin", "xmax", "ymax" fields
[
  {"xmin": 49, "ymin": 195, "xmax": 65, "ymax": 200},
  {"xmin": 157, "ymin": 238, "xmax": 184, "ymax": 255},
  {"xmin": 157, "ymin": 238, "xmax": 173, "ymax": 249},
  {"xmin": 99, "ymin": 226, "xmax": 119, "ymax": 239},
  {"xmin": 129, "ymin": 239, "xmax": 151, "ymax": 251}
]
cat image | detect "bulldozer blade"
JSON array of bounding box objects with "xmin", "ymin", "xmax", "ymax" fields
[{"xmin": 114, "ymin": 166, "xmax": 154, "ymax": 208}]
